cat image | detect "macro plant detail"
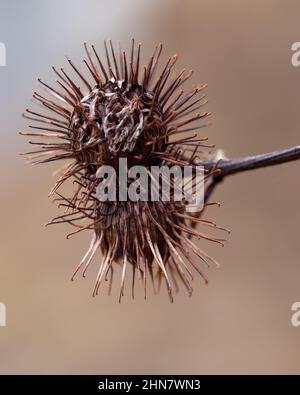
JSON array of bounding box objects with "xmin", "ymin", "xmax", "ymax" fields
[
  {"xmin": 20, "ymin": 39, "xmax": 300, "ymax": 302},
  {"xmin": 21, "ymin": 40, "xmax": 224, "ymax": 301}
]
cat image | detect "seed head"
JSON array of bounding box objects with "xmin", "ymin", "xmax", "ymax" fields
[{"xmin": 21, "ymin": 40, "xmax": 226, "ymax": 301}]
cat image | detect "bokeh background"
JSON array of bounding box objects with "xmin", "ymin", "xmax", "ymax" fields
[{"xmin": 0, "ymin": 0, "xmax": 300, "ymax": 374}]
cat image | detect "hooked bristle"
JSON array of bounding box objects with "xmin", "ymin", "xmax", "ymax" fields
[{"xmin": 21, "ymin": 40, "xmax": 224, "ymax": 301}]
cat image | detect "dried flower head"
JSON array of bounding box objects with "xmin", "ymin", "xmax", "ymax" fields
[{"xmin": 21, "ymin": 40, "xmax": 226, "ymax": 301}]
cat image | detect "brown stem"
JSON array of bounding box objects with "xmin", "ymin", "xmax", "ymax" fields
[{"xmin": 202, "ymin": 145, "xmax": 300, "ymax": 202}]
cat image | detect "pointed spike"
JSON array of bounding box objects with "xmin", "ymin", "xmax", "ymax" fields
[
  {"xmin": 66, "ymin": 57, "xmax": 92, "ymax": 91},
  {"xmin": 91, "ymin": 44, "xmax": 109, "ymax": 81},
  {"xmin": 122, "ymin": 51, "xmax": 128, "ymax": 83},
  {"xmin": 109, "ymin": 40, "xmax": 120, "ymax": 80},
  {"xmin": 84, "ymin": 42, "xmax": 101, "ymax": 83},
  {"xmin": 134, "ymin": 43, "xmax": 141, "ymax": 84},
  {"xmin": 104, "ymin": 40, "xmax": 111, "ymax": 70}
]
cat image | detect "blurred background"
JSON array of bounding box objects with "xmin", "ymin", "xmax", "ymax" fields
[{"xmin": 0, "ymin": 0, "xmax": 300, "ymax": 374}]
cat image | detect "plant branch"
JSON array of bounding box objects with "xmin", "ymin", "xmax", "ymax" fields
[{"xmin": 202, "ymin": 145, "xmax": 300, "ymax": 202}]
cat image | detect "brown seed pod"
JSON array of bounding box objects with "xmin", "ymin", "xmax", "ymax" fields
[{"xmin": 20, "ymin": 39, "xmax": 226, "ymax": 301}]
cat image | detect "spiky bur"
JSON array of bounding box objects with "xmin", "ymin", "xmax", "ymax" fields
[{"xmin": 20, "ymin": 40, "xmax": 228, "ymax": 302}]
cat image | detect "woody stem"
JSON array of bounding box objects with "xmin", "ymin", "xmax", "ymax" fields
[{"xmin": 202, "ymin": 145, "xmax": 300, "ymax": 202}]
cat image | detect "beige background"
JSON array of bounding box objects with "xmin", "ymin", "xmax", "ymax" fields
[{"xmin": 0, "ymin": 0, "xmax": 300, "ymax": 374}]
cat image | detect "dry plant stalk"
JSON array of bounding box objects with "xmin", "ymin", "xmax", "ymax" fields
[{"xmin": 20, "ymin": 39, "xmax": 300, "ymax": 301}]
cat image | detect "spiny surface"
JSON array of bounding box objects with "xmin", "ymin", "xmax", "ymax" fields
[{"xmin": 21, "ymin": 40, "xmax": 226, "ymax": 301}]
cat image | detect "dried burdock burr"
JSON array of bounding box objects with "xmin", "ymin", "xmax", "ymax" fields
[{"xmin": 20, "ymin": 39, "xmax": 229, "ymax": 302}]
